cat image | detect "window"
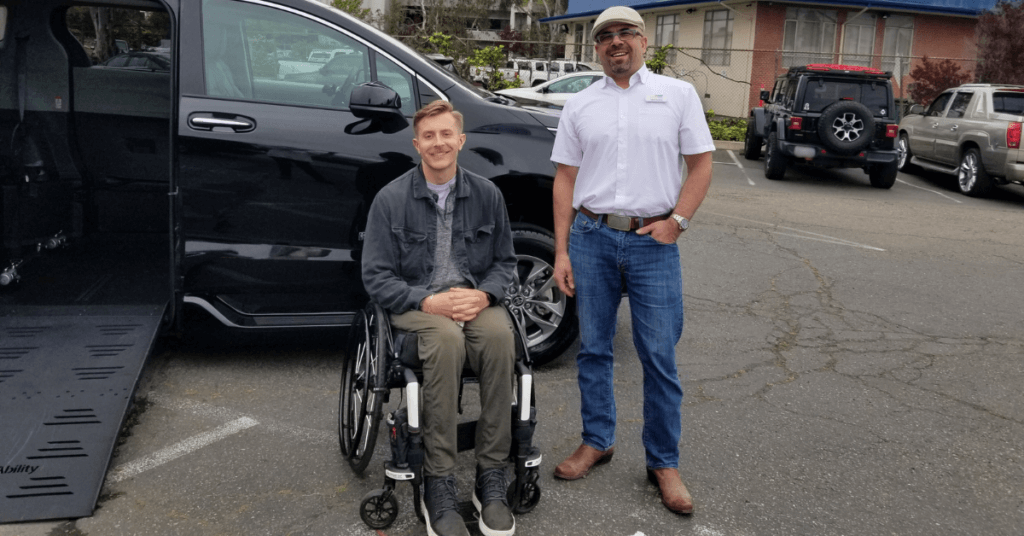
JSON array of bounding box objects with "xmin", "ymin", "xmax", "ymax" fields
[
  {"xmin": 783, "ymin": 8, "xmax": 837, "ymax": 68},
  {"xmin": 375, "ymin": 56, "xmax": 415, "ymax": 116},
  {"xmin": 548, "ymin": 74, "xmax": 599, "ymax": 94},
  {"xmin": 946, "ymin": 92, "xmax": 973, "ymax": 119},
  {"xmin": 66, "ymin": 7, "xmax": 172, "ymax": 66},
  {"xmin": 656, "ymin": 13, "xmax": 679, "ymax": 64},
  {"xmin": 993, "ymin": 92, "xmax": 1024, "ymax": 114},
  {"xmin": 702, "ymin": 10, "xmax": 733, "ymax": 66},
  {"xmin": 201, "ymin": 0, "xmax": 419, "ymax": 114},
  {"xmin": 0, "ymin": 7, "xmax": 8, "ymax": 42},
  {"xmin": 802, "ymin": 79, "xmax": 889, "ymax": 116},
  {"xmin": 881, "ymin": 15, "xmax": 913, "ymax": 78},
  {"xmin": 926, "ymin": 92, "xmax": 953, "ymax": 117},
  {"xmin": 841, "ymin": 12, "xmax": 875, "ymax": 67},
  {"xmin": 584, "ymin": 22, "xmax": 594, "ymax": 62}
]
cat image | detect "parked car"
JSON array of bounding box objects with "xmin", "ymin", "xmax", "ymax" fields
[
  {"xmin": 897, "ymin": 83, "xmax": 1024, "ymax": 197},
  {"xmin": 97, "ymin": 51, "xmax": 171, "ymax": 71},
  {"xmin": 1, "ymin": 0, "xmax": 577, "ymax": 371},
  {"xmin": 744, "ymin": 64, "xmax": 900, "ymax": 188},
  {"xmin": 496, "ymin": 71, "xmax": 604, "ymax": 107},
  {"xmin": 473, "ymin": 58, "xmax": 599, "ymax": 88}
]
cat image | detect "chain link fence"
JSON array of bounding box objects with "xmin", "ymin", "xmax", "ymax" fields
[{"xmin": 409, "ymin": 37, "xmax": 979, "ymax": 121}]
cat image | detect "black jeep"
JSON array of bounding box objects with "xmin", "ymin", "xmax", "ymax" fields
[{"xmin": 744, "ymin": 64, "xmax": 900, "ymax": 189}]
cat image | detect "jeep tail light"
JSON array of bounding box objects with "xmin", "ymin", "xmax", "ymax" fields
[
  {"xmin": 885, "ymin": 124, "xmax": 898, "ymax": 138},
  {"xmin": 1008, "ymin": 122, "xmax": 1022, "ymax": 149},
  {"xmin": 789, "ymin": 117, "xmax": 803, "ymax": 130}
]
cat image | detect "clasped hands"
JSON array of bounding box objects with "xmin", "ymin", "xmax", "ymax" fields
[{"xmin": 421, "ymin": 287, "xmax": 490, "ymax": 322}]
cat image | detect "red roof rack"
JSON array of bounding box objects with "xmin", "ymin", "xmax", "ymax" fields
[{"xmin": 801, "ymin": 63, "xmax": 888, "ymax": 75}]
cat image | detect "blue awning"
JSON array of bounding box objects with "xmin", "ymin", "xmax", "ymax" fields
[{"xmin": 542, "ymin": 0, "xmax": 999, "ymax": 23}]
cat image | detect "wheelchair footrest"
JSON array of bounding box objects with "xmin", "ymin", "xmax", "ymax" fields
[{"xmin": 384, "ymin": 463, "xmax": 416, "ymax": 481}]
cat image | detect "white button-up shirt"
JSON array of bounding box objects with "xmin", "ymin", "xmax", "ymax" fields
[{"xmin": 551, "ymin": 66, "xmax": 715, "ymax": 217}]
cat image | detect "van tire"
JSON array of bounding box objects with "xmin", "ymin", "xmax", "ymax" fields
[{"xmin": 510, "ymin": 229, "xmax": 578, "ymax": 367}]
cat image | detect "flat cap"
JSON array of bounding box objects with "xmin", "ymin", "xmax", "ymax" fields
[{"xmin": 591, "ymin": 6, "xmax": 645, "ymax": 41}]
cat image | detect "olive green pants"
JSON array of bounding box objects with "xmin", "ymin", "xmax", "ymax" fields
[{"xmin": 390, "ymin": 306, "xmax": 515, "ymax": 477}]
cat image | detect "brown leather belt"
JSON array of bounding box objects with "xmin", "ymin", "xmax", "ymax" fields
[{"xmin": 579, "ymin": 207, "xmax": 670, "ymax": 232}]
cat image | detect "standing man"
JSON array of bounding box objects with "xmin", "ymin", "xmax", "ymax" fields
[
  {"xmin": 362, "ymin": 100, "xmax": 518, "ymax": 536},
  {"xmin": 550, "ymin": 6, "xmax": 715, "ymax": 515}
]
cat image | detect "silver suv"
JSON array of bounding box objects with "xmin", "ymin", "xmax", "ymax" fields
[{"xmin": 898, "ymin": 84, "xmax": 1024, "ymax": 197}]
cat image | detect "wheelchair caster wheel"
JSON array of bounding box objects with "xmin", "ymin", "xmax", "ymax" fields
[
  {"xmin": 360, "ymin": 489, "xmax": 399, "ymax": 529},
  {"xmin": 508, "ymin": 471, "xmax": 541, "ymax": 514}
]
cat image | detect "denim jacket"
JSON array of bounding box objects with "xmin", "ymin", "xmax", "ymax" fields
[{"xmin": 361, "ymin": 165, "xmax": 516, "ymax": 314}]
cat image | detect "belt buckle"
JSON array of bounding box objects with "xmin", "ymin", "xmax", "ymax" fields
[{"xmin": 605, "ymin": 214, "xmax": 631, "ymax": 232}]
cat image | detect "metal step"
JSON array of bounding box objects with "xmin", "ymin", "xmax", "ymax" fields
[{"xmin": 0, "ymin": 305, "xmax": 165, "ymax": 522}]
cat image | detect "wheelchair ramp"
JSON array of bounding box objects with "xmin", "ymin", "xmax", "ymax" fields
[{"xmin": 0, "ymin": 305, "xmax": 165, "ymax": 522}]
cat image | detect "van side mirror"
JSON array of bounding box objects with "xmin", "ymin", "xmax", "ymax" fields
[
  {"xmin": 760, "ymin": 90, "xmax": 771, "ymax": 103},
  {"xmin": 350, "ymin": 81, "xmax": 402, "ymax": 119},
  {"xmin": 907, "ymin": 104, "xmax": 924, "ymax": 116},
  {"xmin": 349, "ymin": 81, "xmax": 408, "ymax": 134}
]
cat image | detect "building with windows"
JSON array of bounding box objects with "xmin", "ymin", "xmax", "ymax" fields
[{"xmin": 542, "ymin": 1, "xmax": 998, "ymax": 117}]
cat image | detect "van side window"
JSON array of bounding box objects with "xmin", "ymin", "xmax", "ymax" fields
[
  {"xmin": 201, "ymin": 0, "xmax": 370, "ymax": 109},
  {"xmin": 65, "ymin": 7, "xmax": 172, "ymax": 68},
  {"xmin": 375, "ymin": 55, "xmax": 415, "ymax": 116}
]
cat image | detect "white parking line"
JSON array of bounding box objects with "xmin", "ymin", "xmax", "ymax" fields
[
  {"xmin": 146, "ymin": 392, "xmax": 337, "ymax": 447},
  {"xmin": 107, "ymin": 417, "xmax": 258, "ymax": 483},
  {"xmin": 727, "ymin": 149, "xmax": 756, "ymax": 186},
  {"xmin": 705, "ymin": 211, "xmax": 885, "ymax": 251},
  {"xmin": 896, "ymin": 178, "xmax": 963, "ymax": 203}
]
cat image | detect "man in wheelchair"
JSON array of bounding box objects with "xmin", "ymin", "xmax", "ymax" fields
[{"xmin": 361, "ymin": 100, "xmax": 519, "ymax": 536}]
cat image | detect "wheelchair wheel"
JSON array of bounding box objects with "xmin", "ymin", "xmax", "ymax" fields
[
  {"xmin": 508, "ymin": 469, "xmax": 541, "ymax": 514},
  {"xmin": 360, "ymin": 489, "xmax": 399, "ymax": 529},
  {"xmin": 339, "ymin": 305, "xmax": 387, "ymax": 475}
]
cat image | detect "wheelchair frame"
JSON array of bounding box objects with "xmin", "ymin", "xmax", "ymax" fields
[{"xmin": 339, "ymin": 301, "xmax": 542, "ymax": 530}]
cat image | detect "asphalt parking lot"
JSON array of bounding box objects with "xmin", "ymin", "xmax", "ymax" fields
[{"xmin": 3, "ymin": 146, "xmax": 1023, "ymax": 536}]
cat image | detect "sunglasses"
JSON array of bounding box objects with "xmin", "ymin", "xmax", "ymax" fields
[{"xmin": 594, "ymin": 28, "xmax": 641, "ymax": 45}]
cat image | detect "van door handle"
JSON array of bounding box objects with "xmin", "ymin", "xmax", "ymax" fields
[
  {"xmin": 949, "ymin": 124, "xmax": 958, "ymax": 131},
  {"xmin": 188, "ymin": 113, "xmax": 256, "ymax": 132}
]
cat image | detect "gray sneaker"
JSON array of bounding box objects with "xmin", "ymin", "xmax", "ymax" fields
[
  {"xmin": 472, "ymin": 467, "xmax": 515, "ymax": 536},
  {"xmin": 422, "ymin": 475, "xmax": 469, "ymax": 536}
]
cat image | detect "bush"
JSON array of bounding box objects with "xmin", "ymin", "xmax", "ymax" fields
[
  {"xmin": 908, "ymin": 56, "xmax": 973, "ymax": 105},
  {"xmin": 705, "ymin": 110, "xmax": 747, "ymax": 141}
]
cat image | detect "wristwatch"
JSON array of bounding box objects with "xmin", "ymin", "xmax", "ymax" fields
[{"xmin": 671, "ymin": 213, "xmax": 689, "ymax": 231}]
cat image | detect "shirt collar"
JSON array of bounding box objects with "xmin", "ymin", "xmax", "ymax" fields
[
  {"xmin": 599, "ymin": 64, "xmax": 650, "ymax": 90},
  {"xmin": 412, "ymin": 164, "xmax": 468, "ymax": 199}
]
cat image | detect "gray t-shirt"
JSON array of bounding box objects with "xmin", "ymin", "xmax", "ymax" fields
[{"xmin": 426, "ymin": 178, "xmax": 470, "ymax": 293}]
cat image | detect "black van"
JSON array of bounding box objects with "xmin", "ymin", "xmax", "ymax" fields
[{"xmin": 0, "ymin": 0, "xmax": 573, "ymax": 521}]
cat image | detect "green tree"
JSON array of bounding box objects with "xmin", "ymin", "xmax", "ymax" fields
[
  {"xmin": 645, "ymin": 44, "xmax": 674, "ymax": 74},
  {"xmin": 469, "ymin": 45, "xmax": 519, "ymax": 90},
  {"xmin": 332, "ymin": 0, "xmax": 371, "ymax": 21}
]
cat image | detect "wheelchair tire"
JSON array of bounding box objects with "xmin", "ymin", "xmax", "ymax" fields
[
  {"xmin": 360, "ymin": 489, "xmax": 399, "ymax": 529},
  {"xmin": 508, "ymin": 469, "xmax": 542, "ymax": 514},
  {"xmin": 339, "ymin": 305, "xmax": 387, "ymax": 475}
]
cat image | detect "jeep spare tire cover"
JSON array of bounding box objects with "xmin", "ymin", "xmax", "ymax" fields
[{"xmin": 817, "ymin": 100, "xmax": 875, "ymax": 155}]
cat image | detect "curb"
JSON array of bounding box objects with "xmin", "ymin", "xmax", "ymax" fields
[{"xmin": 714, "ymin": 140, "xmax": 744, "ymax": 150}]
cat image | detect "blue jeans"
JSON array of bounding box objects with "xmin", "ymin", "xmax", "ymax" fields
[{"xmin": 569, "ymin": 211, "xmax": 684, "ymax": 469}]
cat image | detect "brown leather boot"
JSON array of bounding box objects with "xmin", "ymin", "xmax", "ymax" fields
[
  {"xmin": 646, "ymin": 468, "xmax": 694, "ymax": 514},
  {"xmin": 553, "ymin": 444, "xmax": 614, "ymax": 480}
]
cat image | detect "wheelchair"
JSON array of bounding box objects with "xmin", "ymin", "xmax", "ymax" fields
[{"xmin": 339, "ymin": 301, "xmax": 542, "ymax": 530}]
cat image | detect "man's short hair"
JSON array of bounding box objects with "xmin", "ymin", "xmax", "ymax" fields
[{"xmin": 414, "ymin": 100, "xmax": 464, "ymax": 135}]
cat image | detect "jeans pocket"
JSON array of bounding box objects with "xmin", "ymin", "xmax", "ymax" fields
[{"xmin": 571, "ymin": 210, "xmax": 598, "ymax": 235}]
